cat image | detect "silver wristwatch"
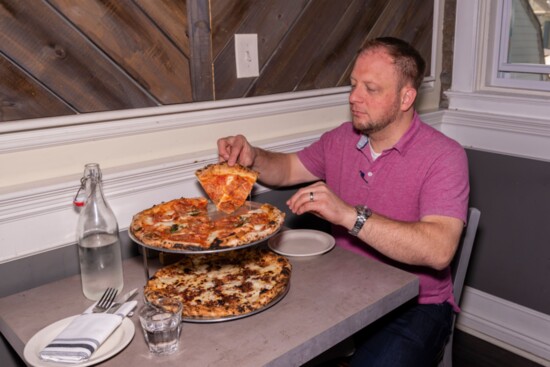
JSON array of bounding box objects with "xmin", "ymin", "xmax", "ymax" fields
[{"xmin": 348, "ymin": 205, "xmax": 372, "ymax": 237}]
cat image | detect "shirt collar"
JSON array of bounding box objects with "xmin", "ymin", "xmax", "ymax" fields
[
  {"xmin": 354, "ymin": 112, "xmax": 421, "ymax": 154},
  {"xmin": 356, "ymin": 134, "xmax": 369, "ymax": 149},
  {"xmin": 393, "ymin": 111, "xmax": 421, "ymax": 154}
]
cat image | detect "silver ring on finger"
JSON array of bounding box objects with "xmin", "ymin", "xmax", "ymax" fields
[{"xmin": 309, "ymin": 192, "xmax": 314, "ymax": 202}]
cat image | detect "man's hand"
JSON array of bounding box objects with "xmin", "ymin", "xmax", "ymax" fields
[
  {"xmin": 286, "ymin": 181, "xmax": 356, "ymax": 230},
  {"xmin": 217, "ymin": 135, "xmax": 256, "ymax": 166},
  {"xmin": 287, "ymin": 181, "xmax": 464, "ymax": 271}
]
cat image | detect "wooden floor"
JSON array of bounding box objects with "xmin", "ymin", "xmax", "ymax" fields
[{"xmin": 453, "ymin": 330, "xmax": 545, "ymax": 367}]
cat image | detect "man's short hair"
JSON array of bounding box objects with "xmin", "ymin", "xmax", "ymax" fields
[{"xmin": 357, "ymin": 37, "xmax": 426, "ymax": 91}]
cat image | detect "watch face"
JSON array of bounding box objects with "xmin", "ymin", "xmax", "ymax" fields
[{"xmin": 356, "ymin": 205, "xmax": 368, "ymax": 217}]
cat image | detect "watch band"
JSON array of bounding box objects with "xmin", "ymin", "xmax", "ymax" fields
[{"xmin": 348, "ymin": 205, "xmax": 372, "ymax": 237}]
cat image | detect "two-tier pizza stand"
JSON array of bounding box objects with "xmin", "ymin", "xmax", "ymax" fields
[
  {"xmin": 129, "ymin": 227, "xmax": 276, "ymax": 280},
  {"xmin": 129, "ymin": 201, "xmax": 285, "ymax": 323}
]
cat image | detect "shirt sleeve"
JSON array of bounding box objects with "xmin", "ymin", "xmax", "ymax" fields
[
  {"xmin": 297, "ymin": 122, "xmax": 353, "ymax": 180},
  {"xmin": 420, "ymin": 141, "xmax": 470, "ymax": 223}
]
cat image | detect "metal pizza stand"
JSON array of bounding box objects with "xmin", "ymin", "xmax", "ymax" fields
[{"xmin": 129, "ymin": 200, "xmax": 285, "ymax": 323}]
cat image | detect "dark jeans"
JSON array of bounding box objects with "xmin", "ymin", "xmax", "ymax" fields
[{"xmin": 350, "ymin": 301, "xmax": 453, "ymax": 367}]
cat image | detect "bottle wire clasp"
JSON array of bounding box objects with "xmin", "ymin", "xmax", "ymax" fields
[{"xmin": 73, "ymin": 176, "xmax": 87, "ymax": 207}]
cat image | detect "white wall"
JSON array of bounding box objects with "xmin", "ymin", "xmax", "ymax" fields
[{"xmin": 0, "ymin": 91, "xmax": 349, "ymax": 189}]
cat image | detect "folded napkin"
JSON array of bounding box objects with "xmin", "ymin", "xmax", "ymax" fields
[{"xmin": 39, "ymin": 300, "xmax": 137, "ymax": 363}]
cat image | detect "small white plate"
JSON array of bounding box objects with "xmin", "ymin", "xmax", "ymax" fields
[
  {"xmin": 24, "ymin": 315, "xmax": 135, "ymax": 367},
  {"xmin": 268, "ymin": 229, "xmax": 335, "ymax": 257}
]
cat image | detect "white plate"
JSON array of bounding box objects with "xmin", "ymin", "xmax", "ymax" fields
[
  {"xmin": 24, "ymin": 315, "xmax": 135, "ymax": 367},
  {"xmin": 268, "ymin": 229, "xmax": 335, "ymax": 257}
]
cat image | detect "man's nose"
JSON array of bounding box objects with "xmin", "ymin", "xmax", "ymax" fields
[{"xmin": 349, "ymin": 89, "xmax": 361, "ymax": 103}]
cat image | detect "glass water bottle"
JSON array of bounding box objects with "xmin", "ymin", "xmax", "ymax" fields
[{"xmin": 76, "ymin": 163, "xmax": 124, "ymax": 300}]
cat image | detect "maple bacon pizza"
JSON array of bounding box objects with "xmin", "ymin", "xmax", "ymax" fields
[{"xmin": 144, "ymin": 248, "xmax": 291, "ymax": 318}]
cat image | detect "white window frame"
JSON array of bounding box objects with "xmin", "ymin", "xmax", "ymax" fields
[{"xmin": 444, "ymin": 0, "xmax": 550, "ymax": 162}]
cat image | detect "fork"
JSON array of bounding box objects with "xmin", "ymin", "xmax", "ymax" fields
[{"xmin": 92, "ymin": 288, "xmax": 118, "ymax": 313}]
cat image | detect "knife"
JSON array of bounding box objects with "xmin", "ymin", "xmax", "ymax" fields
[
  {"xmin": 109, "ymin": 300, "xmax": 138, "ymax": 317},
  {"xmin": 107, "ymin": 288, "xmax": 138, "ymax": 313}
]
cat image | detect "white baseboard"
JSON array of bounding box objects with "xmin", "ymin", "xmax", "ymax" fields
[{"xmin": 457, "ymin": 286, "xmax": 550, "ymax": 366}]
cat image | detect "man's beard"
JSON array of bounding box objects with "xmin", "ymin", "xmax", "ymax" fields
[{"xmin": 353, "ymin": 99, "xmax": 400, "ymax": 135}]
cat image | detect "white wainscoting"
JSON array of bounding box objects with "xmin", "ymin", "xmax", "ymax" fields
[
  {"xmin": 458, "ymin": 287, "xmax": 550, "ymax": 365},
  {"xmin": 0, "ymin": 131, "xmax": 321, "ymax": 263},
  {"xmin": 440, "ymin": 104, "xmax": 550, "ymax": 163}
]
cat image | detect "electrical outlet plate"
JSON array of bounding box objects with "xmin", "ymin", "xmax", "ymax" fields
[{"xmin": 235, "ymin": 34, "xmax": 259, "ymax": 78}]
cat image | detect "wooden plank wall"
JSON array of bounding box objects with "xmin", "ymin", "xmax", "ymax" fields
[{"xmin": 0, "ymin": 0, "xmax": 433, "ymax": 123}]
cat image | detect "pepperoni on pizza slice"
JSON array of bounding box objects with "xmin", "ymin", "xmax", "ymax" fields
[{"xmin": 195, "ymin": 162, "xmax": 259, "ymax": 213}]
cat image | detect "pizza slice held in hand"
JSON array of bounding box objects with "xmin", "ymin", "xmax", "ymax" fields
[{"xmin": 195, "ymin": 162, "xmax": 259, "ymax": 213}]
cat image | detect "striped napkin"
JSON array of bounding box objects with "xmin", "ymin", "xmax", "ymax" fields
[{"xmin": 38, "ymin": 301, "xmax": 137, "ymax": 363}]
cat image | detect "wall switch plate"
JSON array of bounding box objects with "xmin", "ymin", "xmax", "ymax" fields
[{"xmin": 235, "ymin": 34, "xmax": 259, "ymax": 78}]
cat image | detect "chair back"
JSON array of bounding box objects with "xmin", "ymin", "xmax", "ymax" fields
[
  {"xmin": 439, "ymin": 207, "xmax": 481, "ymax": 367},
  {"xmin": 451, "ymin": 207, "xmax": 481, "ymax": 304}
]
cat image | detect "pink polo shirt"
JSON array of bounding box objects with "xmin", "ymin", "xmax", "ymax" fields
[{"xmin": 297, "ymin": 113, "xmax": 469, "ymax": 311}]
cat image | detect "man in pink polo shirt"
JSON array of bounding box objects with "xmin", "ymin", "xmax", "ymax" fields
[{"xmin": 218, "ymin": 37, "xmax": 469, "ymax": 366}]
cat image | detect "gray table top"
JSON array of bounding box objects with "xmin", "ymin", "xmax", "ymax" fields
[{"xmin": 0, "ymin": 245, "xmax": 418, "ymax": 367}]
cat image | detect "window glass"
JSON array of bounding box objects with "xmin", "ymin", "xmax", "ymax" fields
[
  {"xmin": 497, "ymin": 0, "xmax": 550, "ymax": 84},
  {"xmin": 508, "ymin": 0, "xmax": 549, "ymax": 65}
]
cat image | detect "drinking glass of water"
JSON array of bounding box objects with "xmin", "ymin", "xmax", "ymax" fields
[{"xmin": 139, "ymin": 298, "xmax": 183, "ymax": 356}]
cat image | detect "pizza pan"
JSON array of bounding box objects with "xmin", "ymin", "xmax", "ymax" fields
[
  {"xmin": 181, "ymin": 282, "xmax": 290, "ymax": 323},
  {"xmin": 128, "ymin": 201, "xmax": 283, "ymax": 254},
  {"xmin": 129, "ymin": 226, "xmax": 281, "ymax": 255}
]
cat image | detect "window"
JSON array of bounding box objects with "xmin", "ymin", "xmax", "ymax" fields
[
  {"xmin": 493, "ymin": 0, "xmax": 550, "ymax": 90},
  {"xmin": 445, "ymin": 0, "xmax": 550, "ymax": 162}
]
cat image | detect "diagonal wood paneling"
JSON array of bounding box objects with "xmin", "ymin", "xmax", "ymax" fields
[
  {"xmin": 0, "ymin": 0, "xmax": 434, "ymax": 123},
  {"xmin": 0, "ymin": 0, "xmax": 158, "ymax": 115},
  {"xmin": 211, "ymin": 0, "xmax": 310, "ymax": 100},
  {"xmin": 365, "ymin": 0, "xmax": 434, "ymax": 66},
  {"xmin": 0, "ymin": 54, "xmax": 75, "ymax": 121},
  {"xmin": 213, "ymin": 0, "xmax": 433, "ymax": 99},
  {"xmin": 297, "ymin": 0, "xmax": 391, "ymax": 90},
  {"xmin": 249, "ymin": 0, "xmax": 358, "ymax": 96},
  {"xmin": 47, "ymin": 0, "xmax": 192, "ymax": 104},
  {"xmin": 134, "ymin": 0, "xmax": 190, "ymax": 56},
  {"xmin": 187, "ymin": 0, "xmax": 214, "ymax": 101}
]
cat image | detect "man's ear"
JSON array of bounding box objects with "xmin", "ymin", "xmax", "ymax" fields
[{"xmin": 400, "ymin": 87, "xmax": 417, "ymax": 111}]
